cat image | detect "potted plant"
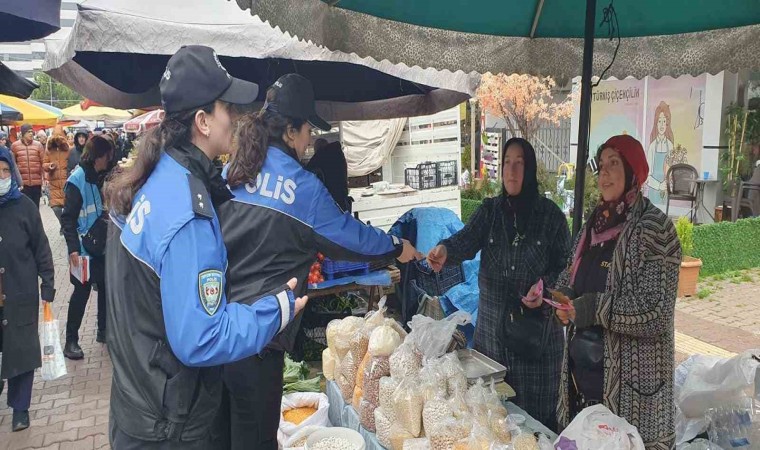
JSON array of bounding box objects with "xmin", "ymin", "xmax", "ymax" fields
[{"xmin": 675, "ymin": 216, "xmax": 702, "ymax": 297}]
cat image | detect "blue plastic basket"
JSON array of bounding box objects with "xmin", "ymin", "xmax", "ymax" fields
[{"xmin": 321, "ymin": 258, "xmax": 370, "ymax": 280}]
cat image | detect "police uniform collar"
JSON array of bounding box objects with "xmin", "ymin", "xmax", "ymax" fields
[
  {"xmin": 270, "ymin": 142, "xmax": 299, "ymax": 162},
  {"xmin": 165, "ymin": 143, "xmax": 233, "ymax": 207}
]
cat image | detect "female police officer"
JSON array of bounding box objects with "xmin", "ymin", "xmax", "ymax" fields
[
  {"xmin": 104, "ymin": 45, "xmax": 307, "ymax": 449},
  {"xmin": 218, "ymin": 74, "xmax": 422, "ymax": 449}
]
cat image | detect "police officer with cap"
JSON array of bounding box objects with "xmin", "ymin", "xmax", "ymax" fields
[
  {"xmin": 219, "ymin": 73, "xmax": 423, "ymax": 449},
  {"xmin": 105, "ymin": 45, "xmax": 307, "ymax": 449}
]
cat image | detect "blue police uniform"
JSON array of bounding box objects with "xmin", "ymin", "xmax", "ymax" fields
[
  {"xmin": 106, "ymin": 145, "xmax": 296, "ymax": 447},
  {"xmin": 215, "ymin": 144, "xmax": 403, "ymax": 449}
]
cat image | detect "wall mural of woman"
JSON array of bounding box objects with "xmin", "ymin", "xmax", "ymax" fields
[{"xmin": 647, "ymin": 101, "xmax": 675, "ymax": 199}]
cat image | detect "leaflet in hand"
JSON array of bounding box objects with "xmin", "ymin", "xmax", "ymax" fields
[{"xmin": 70, "ymin": 255, "xmax": 90, "ymax": 284}]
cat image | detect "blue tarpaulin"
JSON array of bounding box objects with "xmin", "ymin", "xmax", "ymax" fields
[{"xmin": 389, "ymin": 208, "xmax": 480, "ymax": 340}]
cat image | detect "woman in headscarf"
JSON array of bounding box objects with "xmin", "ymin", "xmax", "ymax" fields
[
  {"xmin": 0, "ymin": 147, "xmax": 55, "ymax": 432},
  {"xmin": 554, "ymin": 135, "xmax": 680, "ymax": 449},
  {"xmin": 427, "ymin": 137, "xmax": 571, "ymax": 430}
]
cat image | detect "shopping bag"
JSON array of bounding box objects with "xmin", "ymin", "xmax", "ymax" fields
[
  {"xmin": 555, "ymin": 404, "xmax": 645, "ymax": 450},
  {"xmin": 40, "ymin": 302, "xmax": 67, "ymax": 381}
]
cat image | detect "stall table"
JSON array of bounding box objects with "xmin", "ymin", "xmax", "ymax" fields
[
  {"xmin": 325, "ymin": 380, "xmax": 558, "ymax": 449},
  {"xmin": 307, "ymin": 266, "xmax": 400, "ymax": 311}
]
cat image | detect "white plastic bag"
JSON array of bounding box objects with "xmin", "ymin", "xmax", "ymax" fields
[
  {"xmin": 554, "ymin": 404, "xmax": 645, "ymax": 450},
  {"xmin": 369, "ymin": 325, "xmax": 402, "ymax": 357},
  {"xmin": 283, "ymin": 425, "xmax": 325, "ymax": 449},
  {"xmin": 675, "ymin": 351, "xmax": 760, "ymax": 445},
  {"xmin": 407, "ymin": 312, "xmax": 472, "ymax": 362},
  {"xmin": 40, "ymin": 303, "xmax": 67, "ymax": 381},
  {"xmin": 322, "ymin": 348, "xmax": 337, "ymax": 381},
  {"xmin": 278, "ymin": 393, "xmax": 331, "ymax": 448}
]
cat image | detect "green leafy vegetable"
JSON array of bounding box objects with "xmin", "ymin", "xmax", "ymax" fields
[
  {"xmin": 283, "ymin": 354, "xmax": 310, "ymax": 385},
  {"xmin": 283, "ymin": 376, "xmax": 321, "ymax": 394}
]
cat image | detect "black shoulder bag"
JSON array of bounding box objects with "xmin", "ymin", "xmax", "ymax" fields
[{"xmin": 81, "ymin": 185, "xmax": 108, "ymax": 257}]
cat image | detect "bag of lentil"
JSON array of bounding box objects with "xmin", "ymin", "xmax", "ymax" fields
[
  {"xmin": 278, "ymin": 393, "xmax": 331, "ymax": 448},
  {"xmin": 392, "ymin": 375, "xmax": 424, "ymax": 437}
]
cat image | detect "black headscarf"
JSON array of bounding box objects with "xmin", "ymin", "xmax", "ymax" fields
[{"xmin": 501, "ymin": 137, "xmax": 539, "ymax": 243}]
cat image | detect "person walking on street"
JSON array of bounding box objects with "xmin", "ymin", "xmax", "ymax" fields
[
  {"xmin": 36, "ymin": 130, "xmax": 48, "ymax": 149},
  {"xmin": 0, "ymin": 132, "xmax": 22, "ymax": 185},
  {"xmin": 68, "ymin": 131, "xmax": 88, "ymax": 174},
  {"xmin": 427, "ymin": 138, "xmax": 571, "ymax": 431},
  {"xmin": 61, "ymin": 135, "xmax": 114, "ymax": 359},
  {"xmin": 104, "ymin": 45, "xmax": 308, "ymax": 449},
  {"xmin": 11, "ymin": 124, "xmax": 45, "ymax": 207},
  {"xmin": 0, "ymin": 147, "xmax": 56, "ymax": 432},
  {"xmin": 44, "ymin": 135, "xmax": 71, "ymax": 233}
]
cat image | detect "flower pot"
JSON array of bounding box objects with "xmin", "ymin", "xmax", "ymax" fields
[{"xmin": 678, "ymin": 256, "xmax": 703, "ymax": 298}]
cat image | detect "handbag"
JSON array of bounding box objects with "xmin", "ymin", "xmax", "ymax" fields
[
  {"xmin": 82, "ymin": 214, "xmax": 108, "ymax": 256},
  {"xmin": 501, "ymin": 303, "xmax": 551, "ymax": 360},
  {"xmin": 81, "ymin": 184, "xmax": 108, "ymax": 256}
]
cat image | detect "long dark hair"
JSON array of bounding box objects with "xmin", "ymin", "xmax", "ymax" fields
[
  {"xmin": 226, "ymin": 88, "xmax": 306, "ymax": 188},
  {"xmin": 106, "ymin": 103, "xmax": 216, "ymax": 215}
]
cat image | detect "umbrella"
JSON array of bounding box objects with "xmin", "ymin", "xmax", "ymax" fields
[
  {"xmin": 123, "ymin": 110, "xmax": 164, "ymax": 134},
  {"xmin": 0, "ymin": 95, "xmax": 62, "ymax": 126},
  {"xmin": 0, "ymin": 102, "xmax": 23, "ymax": 125},
  {"xmin": 0, "ymin": 0, "xmax": 61, "ymax": 42},
  {"xmin": 0, "ymin": 62, "xmax": 40, "ymax": 99},
  {"xmin": 43, "ymin": 0, "xmax": 478, "ymax": 122},
  {"xmin": 61, "ymin": 102, "xmax": 131, "ymax": 124},
  {"xmin": 238, "ymin": 0, "xmax": 760, "ymax": 235}
]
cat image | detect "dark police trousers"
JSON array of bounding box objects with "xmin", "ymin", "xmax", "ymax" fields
[{"xmin": 219, "ymin": 350, "xmax": 285, "ymax": 450}]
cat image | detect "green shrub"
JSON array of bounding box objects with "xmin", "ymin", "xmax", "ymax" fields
[
  {"xmin": 675, "ymin": 216, "xmax": 694, "ymax": 258},
  {"xmin": 462, "ymin": 179, "xmax": 500, "ymax": 201},
  {"xmin": 697, "ymin": 288, "xmax": 712, "ymax": 299},
  {"xmin": 461, "ymin": 199, "xmax": 482, "ymax": 223},
  {"xmin": 693, "ymin": 217, "xmax": 760, "ymax": 276}
]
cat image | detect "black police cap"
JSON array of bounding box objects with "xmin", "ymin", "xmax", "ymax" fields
[
  {"xmin": 160, "ymin": 45, "xmax": 259, "ymax": 114},
  {"xmin": 264, "ymin": 74, "xmax": 330, "ymax": 131}
]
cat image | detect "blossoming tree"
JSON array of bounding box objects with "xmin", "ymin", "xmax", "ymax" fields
[{"xmin": 476, "ymin": 73, "xmax": 573, "ymax": 142}]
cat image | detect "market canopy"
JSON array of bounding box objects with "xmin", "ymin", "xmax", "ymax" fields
[
  {"xmin": 0, "ymin": 62, "xmax": 39, "ymax": 99},
  {"xmin": 43, "ymin": 0, "xmax": 478, "ymax": 122},
  {"xmin": 238, "ymin": 0, "xmax": 760, "ymax": 235},
  {"xmin": 0, "ymin": 95, "xmax": 62, "ymax": 126},
  {"xmin": 0, "ymin": 0, "xmax": 61, "ymax": 42},
  {"xmin": 0, "ymin": 102, "xmax": 23, "ymax": 125},
  {"xmin": 123, "ymin": 109, "xmax": 164, "ymax": 134},
  {"xmin": 61, "ymin": 102, "xmax": 131, "ymax": 124},
  {"xmin": 238, "ymin": 0, "xmax": 760, "ymax": 79}
]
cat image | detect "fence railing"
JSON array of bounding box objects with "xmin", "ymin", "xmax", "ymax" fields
[{"xmin": 491, "ymin": 119, "xmax": 571, "ymax": 173}]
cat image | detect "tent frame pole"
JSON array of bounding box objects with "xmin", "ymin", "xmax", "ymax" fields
[{"xmin": 573, "ymin": 0, "xmax": 597, "ymax": 237}]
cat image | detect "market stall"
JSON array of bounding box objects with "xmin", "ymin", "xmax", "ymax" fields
[{"xmin": 280, "ymin": 307, "xmax": 559, "ymax": 450}]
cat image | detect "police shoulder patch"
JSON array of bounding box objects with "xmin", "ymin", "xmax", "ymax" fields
[{"xmin": 198, "ymin": 270, "xmax": 223, "ymax": 315}]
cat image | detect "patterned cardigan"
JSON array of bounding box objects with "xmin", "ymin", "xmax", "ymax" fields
[{"xmin": 556, "ymin": 195, "xmax": 681, "ymax": 450}]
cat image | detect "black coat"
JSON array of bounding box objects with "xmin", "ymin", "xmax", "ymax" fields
[{"xmin": 0, "ymin": 195, "xmax": 56, "ymax": 379}]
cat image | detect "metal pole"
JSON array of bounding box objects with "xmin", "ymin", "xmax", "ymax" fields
[
  {"xmin": 470, "ymin": 100, "xmax": 477, "ymax": 179},
  {"xmin": 572, "ymin": 0, "xmax": 597, "ymax": 237}
]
